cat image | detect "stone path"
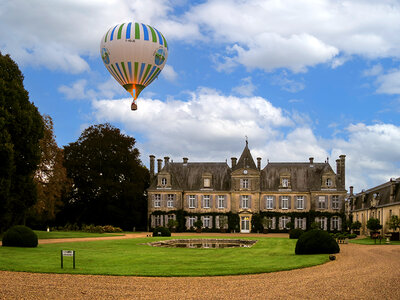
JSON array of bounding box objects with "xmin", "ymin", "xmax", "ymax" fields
[{"xmin": 1, "ymin": 233, "xmax": 399, "ymax": 299}]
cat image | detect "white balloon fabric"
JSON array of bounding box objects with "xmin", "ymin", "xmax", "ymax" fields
[{"xmin": 100, "ymin": 22, "xmax": 168, "ymax": 110}]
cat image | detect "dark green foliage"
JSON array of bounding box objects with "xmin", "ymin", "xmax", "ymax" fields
[
  {"xmin": 228, "ymin": 212, "xmax": 240, "ymax": 232},
  {"xmin": 62, "ymin": 123, "xmax": 149, "ymax": 230},
  {"xmin": 152, "ymin": 227, "xmax": 171, "ymax": 237},
  {"xmin": 289, "ymin": 228, "xmax": 304, "ymax": 239},
  {"xmin": 0, "ymin": 52, "xmax": 44, "ymax": 232},
  {"xmin": 82, "ymin": 224, "xmax": 122, "ymax": 233},
  {"xmin": 295, "ymin": 229, "xmax": 340, "ymax": 255},
  {"xmin": 366, "ymin": 218, "xmax": 382, "ymax": 233},
  {"xmin": 2, "ymin": 225, "xmax": 38, "ymax": 247},
  {"xmin": 351, "ymin": 221, "xmax": 362, "ymax": 230}
]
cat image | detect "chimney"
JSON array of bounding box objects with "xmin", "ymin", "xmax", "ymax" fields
[
  {"xmin": 340, "ymin": 155, "xmax": 346, "ymax": 189},
  {"xmin": 390, "ymin": 178, "xmax": 396, "ymax": 201},
  {"xmin": 164, "ymin": 156, "xmax": 170, "ymax": 165},
  {"xmin": 149, "ymin": 155, "xmax": 155, "ymax": 176},
  {"xmin": 257, "ymin": 157, "xmax": 261, "ymax": 170},
  {"xmin": 231, "ymin": 157, "xmax": 237, "ymax": 168},
  {"xmin": 336, "ymin": 159, "xmax": 341, "ymax": 176},
  {"xmin": 183, "ymin": 157, "xmax": 188, "ymax": 165},
  {"xmin": 349, "ymin": 186, "xmax": 354, "ymax": 195},
  {"xmin": 309, "ymin": 157, "xmax": 314, "ymax": 167},
  {"xmin": 157, "ymin": 159, "xmax": 162, "ymax": 173}
]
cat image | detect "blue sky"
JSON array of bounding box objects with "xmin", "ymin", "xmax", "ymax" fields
[{"xmin": 1, "ymin": 0, "xmax": 400, "ymax": 191}]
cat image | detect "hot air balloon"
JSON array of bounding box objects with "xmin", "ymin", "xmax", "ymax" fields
[{"xmin": 100, "ymin": 22, "xmax": 168, "ymax": 110}]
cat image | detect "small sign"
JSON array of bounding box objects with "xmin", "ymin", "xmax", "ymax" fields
[
  {"xmin": 61, "ymin": 250, "xmax": 76, "ymax": 269},
  {"xmin": 62, "ymin": 250, "xmax": 74, "ymax": 257}
]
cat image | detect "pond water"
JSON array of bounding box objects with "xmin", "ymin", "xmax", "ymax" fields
[{"xmin": 147, "ymin": 239, "xmax": 257, "ymax": 248}]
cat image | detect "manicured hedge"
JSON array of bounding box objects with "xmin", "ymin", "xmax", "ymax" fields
[
  {"xmin": 289, "ymin": 228, "xmax": 304, "ymax": 239},
  {"xmin": 2, "ymin": 225, "xmax": 38, "ymax": 247},
  {"xmin": 152, "ymin": 227, "xmax": 171, "ymax": 237},
  {"xmin": 295, "ymin": 229, "xmax": 339, "ymax": 254}
]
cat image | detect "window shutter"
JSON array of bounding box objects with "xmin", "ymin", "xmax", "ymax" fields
[
  {"xmin": 210, "ymin": 216, "xmax": 213, "ymax": 228},
  {"xmin": 172, "ymin": 194, "xmax": 176, "ymax": 207},
  {"xmin": 249, "ymin": 195, "xmax": 252, "ymax": 208},
  {"xmin": 273, "ymin": 196, "xmax": 276, "ymax": 209},
  {"xmin": 202, "ymin": 195, "xmax": 205, "ymax": 208},
  {"xmin": 279, "ymin": 217, "xmax": 282, "ymax": 229},
  {"xmin": 279, "ymin": 196, "xmax": 282, "ymax": 209},
  {"xmin": 288, "ymin": 196, "xmax": 291, "ymax": 209},
  {"xmin": 339, "ymin": 217, "xmax": 342, "ymax": 231},
  {"xmin": 201, "ymin": 216, "xmax": 204, "ymax": 226},
  {"xmin": 210, "ymin": 195, "xmax": 214, "ymax": 209},
  {"xmin": 185, "ymin": 217, "xmax": 190, "ymax": 229},
  {"xmin": 164, "ymin": 215, "xmax": 168, "ymax": 226},
  {"xmin": 151, "ymin": 194, "xmax": 155, "ymax": 208},
  {"xmin": 263, "ymin": 196, "xmax": 266, "ymax": 210},
  {"xmin": 324, "ymin": 218, "xmax": 328, "ymax": 231},
  {"xmin": 325, "ymin": 195, "xmax": 328, "ymax": 209},
  {"xmin": 303, "ymin": 196, "xmax": 307, "ymax": 210},
  {"xmin": 195, "ymin": 195, "xmax": 198, "ymax": 208},
  {"xmin": 240, "ymin": 179, "xmax": 243, "ymax": 188},
  {"xmin": 151, "ymin": 215, "xmax": 155, "ymax": 228},
  {"xmin": 239, "ymin": 196, "xmax": 242, "ymax": 209},
  {"xmin": 216, "ymin": 215, "xmax": 219, "ymax": 228}
]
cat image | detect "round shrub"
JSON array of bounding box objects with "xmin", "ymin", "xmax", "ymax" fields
[
  {"xmin": 289, "ymin": 228, "xmax": 304, "ymax": 239},
  {"xmin": 2, "ymin": 225, "xmax": 38, "ymax": 247},
  {"xmin": 295, "ymin": 229, "xmax": 339, "ymax": 255},
  {"xmin": 152, "ymin": 227, "xmax": 171, "ymax": 237}
]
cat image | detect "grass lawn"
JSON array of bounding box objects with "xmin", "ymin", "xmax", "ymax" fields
[
  {"xmin": 349, "ymin": 237, "xmax": 400, "ymax": 245},
  {"xmin": 0, "ymin": 236, "xmax": 329, "ymax": 276},
  {"xmin": 33, "ymin": 230, "xmax": 125, "ymax": 239}
]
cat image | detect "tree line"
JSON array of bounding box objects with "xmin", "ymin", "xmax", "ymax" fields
[{"xmin": 0, "ymin": 52, "xmax": 149, "ymax": 233}]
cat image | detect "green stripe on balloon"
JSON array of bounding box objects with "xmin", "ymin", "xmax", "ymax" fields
[
  {"xmin": 147, "ymin": 68, "xmax": 161, "ymax": 86},
  {"xmin": 148, "ymin": 26, "xmax": 157, "ymax": 42},
  {"xmin": 134, "ymin": 62, "xmax": 139, "ymax": 83},
  {"xmin": 162, "ymin": 34, "xmax": 168, "ymax": 49},
  {"xmin": 107, "ymin": 66, "xmax": 123, "ymax": 86},
  {"xmin": 121, "ymin": 62, "xmax": 129, "ymax": 82},
  {"xmin": 141, "ymin": 65, "xmax": 152, "ymax": 84},
  {"xmin": 117, "ymin": 23, "xmax": 125, "ymax": 39},
  {"xmin": 104, "ymin": 27, "xmax": 112, "ymax": 43},
  {"xmin": 144, "ymin": 67, "xmax": 160, "ymax": 85},
  {"xmin": 135, "ymin": 23, "xmax": 140, "ymax": 39},
  {"xmin": 111, "ymin": 64, "xmax": 124, "ymax": 83}
]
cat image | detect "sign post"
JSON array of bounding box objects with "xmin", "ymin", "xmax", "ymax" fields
[{"xmin": 61, "ymin": 250, "xmax": 75, "ymax": 269}]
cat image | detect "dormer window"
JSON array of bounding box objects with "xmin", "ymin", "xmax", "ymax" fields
[
  {"xmin": 282, "ymin": 178, "xmax": 289, "ymax": 188},
  {"xmin": 161, "ymin": 178, "xmax": 167, "ymax": 185},
  {"xmin": 326, "ymin": 178, "xmax": 332, "ymax": 187},
  {"xmin": 241, "ymin": 179, "xmax": 249, "ymax": 189},
  {"xmin": 204, "ymin": 178, "xmax": 210, "ymax": 188}
]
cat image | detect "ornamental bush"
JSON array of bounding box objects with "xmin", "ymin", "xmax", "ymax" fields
[
  {"xmin": 295, "ymin": 229, "xmax": 339, "ymax": 255},
  {"xmin": 152, "ymin": 227, "xmax": 171, "ymax": 237},
  {"xmin": 2, "ymin": 225, "xmax": 38, "ymax": 247},
  {"xmin": 289, "ymin": 228, "xmax": 304, "ymax": 239}
]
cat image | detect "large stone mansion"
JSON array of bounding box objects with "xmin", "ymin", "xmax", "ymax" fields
[{"xmin": 147, "ymin": 142, "xmax": 347, "ymax": 233}]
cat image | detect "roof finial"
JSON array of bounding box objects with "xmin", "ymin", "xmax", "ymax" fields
[{"xmin": 245, "ymin": 135, "xmax": 248, "ymax": 146}]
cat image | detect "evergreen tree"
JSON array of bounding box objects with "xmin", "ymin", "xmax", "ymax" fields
[
  {"xmin": 0, "ymin": 52, "xmax": 44, "ymax": 232},
  {"xmin": 63, "ymin": 123, "xmax": 149, "ymax": 230}
]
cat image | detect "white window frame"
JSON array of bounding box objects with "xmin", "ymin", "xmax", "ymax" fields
[
  {"xmin": 203, "ymin": 195, "xmax": 210, "ymax": 208},
  {"xmin": 282, "ymin": 178, "xmax": 289, "ymax": 188},
  {"xmin": 332, "ymin": 216, "xmax": 339, "ymax": 230},
  {"xmin": 189, "ymin": 195, "xmax": 196, "ymax": 209},
  {"xmin": 326, "ymin": 178, "xmax": 332, "ymax": 187},
  {"xmin": 281, "ymin": 196, "xmax": 289, "ymax": 209},
  {"xmin": 242, "ymin": 179, "xmax": 249, "ymax": 189},
  {"xmin": 167, "ymin": 214, "xmax": 174, "ymax": 222},
  {"xmin": 296, "ymin": 196, "xmax": 304, "ymax": 209},
  {"xmin": 155, "ymin": 215, "xmax": 162, "ymax": 226},
  {"xmin": 203, "ymin": 178, "xmax": 210, "ymax": 188},
  {"xmin": 218, "ymin": 195, "xmax": 225, "ymax": 209},
  {"xmin": 167, "ymin": 194, "xmax": 174, "ymax": 208},
  {"xmin": 161, "ymin": 178, "xmax": 167, "ymax": 185},
  {"xmin": 241, "ymin": 195, "xmax": 249, "ymax": 208},
  {"xmin": 265, "ymin": 217, "xmax": 273, "ymax": 229},
  {"xmin": 281, "ymin": 216, "xmax": 289, "ymax": 229},
  {"xmin": 266, "ymin": 196, "xmax": 274, "ymax": 209},
  {"xmin": 295, "ymin": 218, "xmax": 303, "ymax": 229},
  {"xmin": 319, "ymin": 217, "xmax": 327, "ymax": 230},
  {"xmin": 203, "ymin": 216, "xmax": 210, "ymax": 228},
  {"xmin": 318, "ymin": 196, "xmax": 326, "ymax": 209},
  {"xmin": 189, "ymin": 217, "xmax": 196, "ymax": 228},
  {"xmin": 332, "ymin": 195, "xmax": 339, "ymax": 209},
  {"xmin": 154, "ymin": 194, "xmax": 161, "ymax": 207}
]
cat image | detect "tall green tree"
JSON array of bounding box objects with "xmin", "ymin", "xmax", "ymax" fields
[
  {"xmin": 62, "ymin": 123, "xmax": 149, "ymax": 230},
  {"xmin": 0, "ymin": 52, "xmax": 44, "ymax": 232},
  {"xmin": 27, "ymin": 114, "xmax": 71, "ymax": 228}
]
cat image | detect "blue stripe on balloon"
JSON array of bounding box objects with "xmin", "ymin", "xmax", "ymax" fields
[
  {"xmin": 138, "ymin": 63, "xmax": 146, "ymax": 82},
  {"xmin": 147, "ymin": 68, "xmax": 161, "ymax": 86},
  {"xmin": 144, "ymin": 66, "xmax": 157, "ymax": 85},
  {"xmin": 115, "ymin": 63, "xmax": 126, "ymax": 83},
  {"xmin": 128, "ymin": 62, "xmax": 132, "ymax": 82},
  {"xmin": 107, "ymin": 66, "xmax": 123, "ymax": 85},
  {"xmin": 110, "ymin": 25, "xmax": 118, "ymax": 41},
  {"xmin": 126, "ymin": 22, "xmax": 132, "ymax": 39},
  {"xmin": 155, "ymin": 28, "xmax": 163, "ymax": 46},
  {"xmin": 142, "ymin": 24, "xmax": 149, "ymax": 41}
]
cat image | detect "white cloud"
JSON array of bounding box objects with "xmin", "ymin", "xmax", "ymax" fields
[
  {"xmin": 161, "ymin": 64, "xmax": 178, "ymax": 82},
  {"xmin": 376, "ymin": 68, "xmax": 400, "ymax": 95},
  {"xmin": 232, "ymin": 77, "xmax": 256, "ymax": 96},
  {"xmin": 271, "ymin": 71, "xmax": 305, "ymax": 93},
  {"xmin": 363, "ymin": 64, "xmax": 383, "ymax": 77}
]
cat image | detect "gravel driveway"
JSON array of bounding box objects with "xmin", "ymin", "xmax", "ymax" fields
[{"xmin": 1, "ymin": 233, "xmax": 399, "ymax": 299}]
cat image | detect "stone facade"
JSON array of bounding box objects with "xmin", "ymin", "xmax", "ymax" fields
[
  {"xmin": 348, "ymin": 178, "xmax": 400, "ymax": 234},
  {"xmin": 147, "ymin": 143, "xmax": 347, "ymax": 233}
]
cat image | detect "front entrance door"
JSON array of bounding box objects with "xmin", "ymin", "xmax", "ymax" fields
[{"xmin": 241, "ymin": 216, "xmax": 250, "ymax": 233}]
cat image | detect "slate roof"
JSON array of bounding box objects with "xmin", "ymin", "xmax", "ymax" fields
[
  {"xmin": 232, "ymin": 142, "xmax": 257, "ymax": 171},
  {"xmin": 149, "ymin": 162, "xmax": 231, "ymax": 191},
  {"xmin": 352, "ymin": 178, "xmax": 400, "ymax": 210},
  {"xmin": 261, "ymin": 162, "xmax": 336, "ymax": 192}
]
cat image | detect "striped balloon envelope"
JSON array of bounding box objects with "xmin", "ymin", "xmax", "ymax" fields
[{"xmin": 100, "ymin": 22, "xmax": 168, "ymax": 110}]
